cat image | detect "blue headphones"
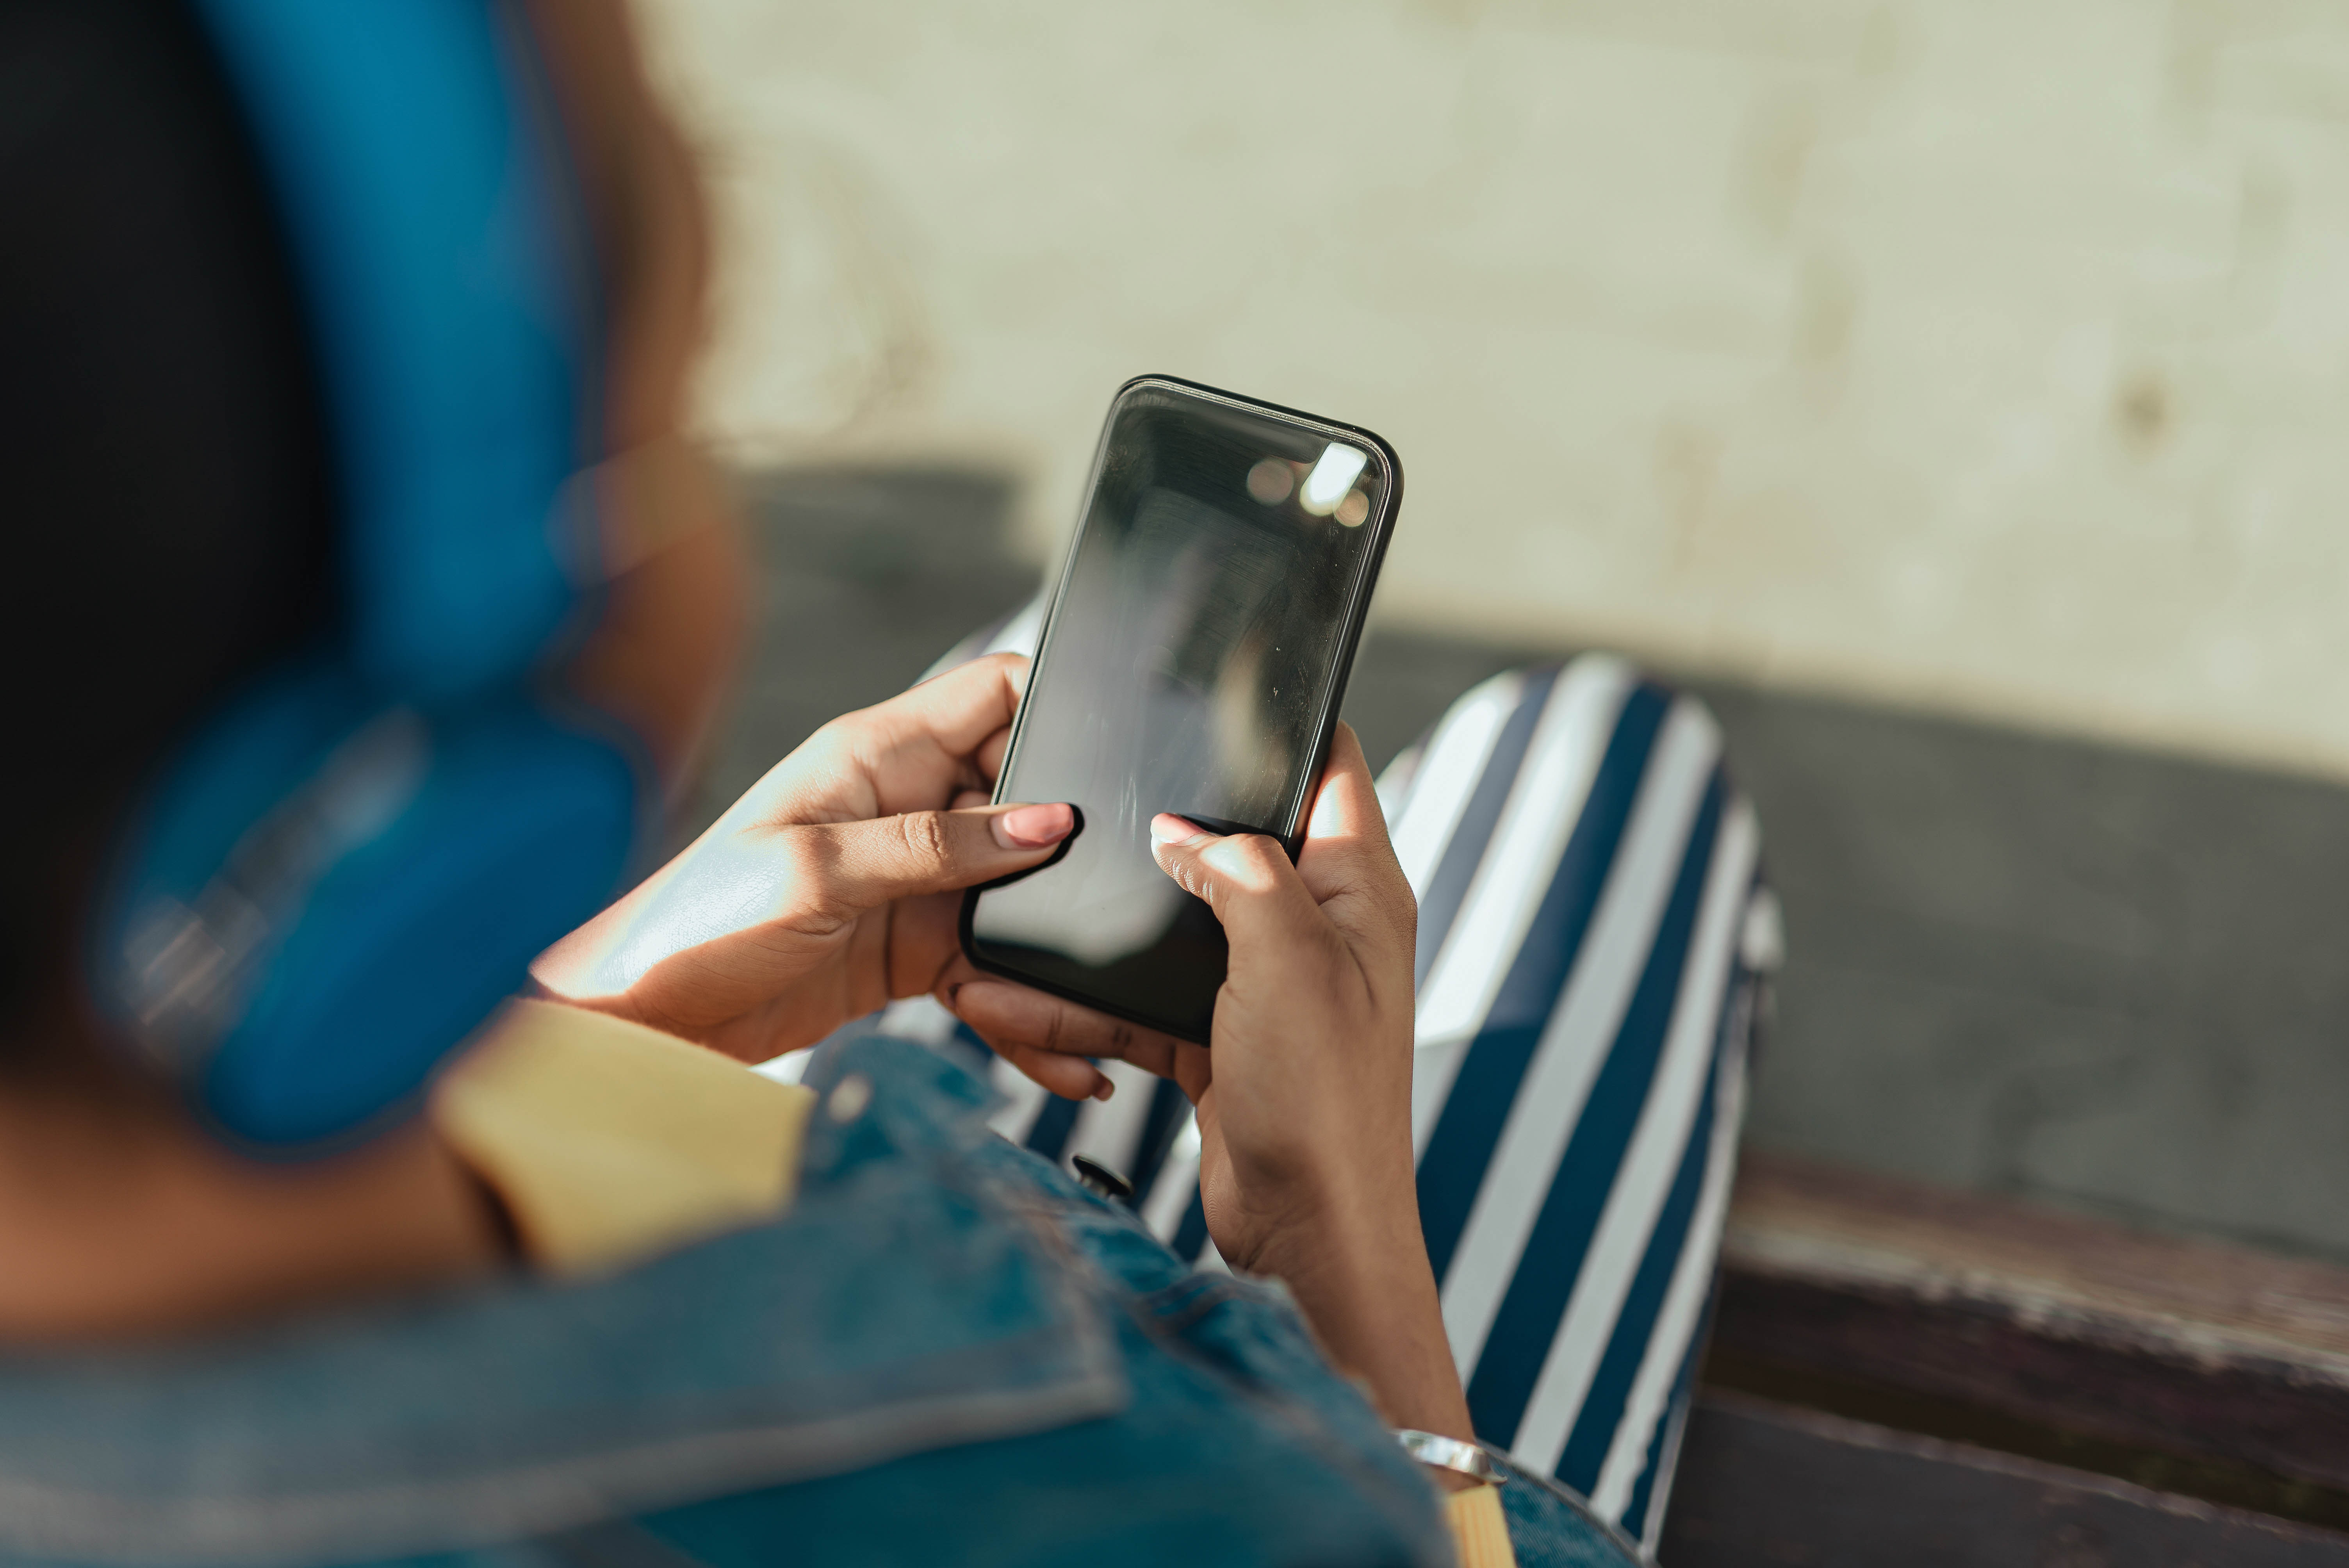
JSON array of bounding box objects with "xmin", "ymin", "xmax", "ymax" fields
[{"xmin": 95, "ymin": 1, "xmax": 642, "ymax": 1149}]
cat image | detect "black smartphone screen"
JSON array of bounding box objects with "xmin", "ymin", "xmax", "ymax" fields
[{"xmin": 961, "ymin": 378, "xmax": 1399, "ymax": 1042}]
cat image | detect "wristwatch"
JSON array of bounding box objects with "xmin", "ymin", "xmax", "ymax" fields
[{"xmin": 1396, "ymin": 1429, "xmax": 1508, "ymax": 1487}]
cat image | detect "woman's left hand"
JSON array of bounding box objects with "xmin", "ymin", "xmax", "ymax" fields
[
  {"xmin": 943, "ymin": 723, "xmax": 1475, "ymax": 1447},
  {"xmin": 531, "ymin": 653, "xmax": 1106, "ymax": 1095}
]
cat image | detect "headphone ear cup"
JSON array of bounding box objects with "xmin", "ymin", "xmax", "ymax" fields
[
  {"xmin": 103, "ymin": 679, "xmax": 641, "ymax": 1150},
  {"xmin": 109, "ymin": 4, "xmax": 645, "ymax": 1147},
  {"xmin": 201, "ymin": 702, "xmax": 638, "ymax": 1148}
]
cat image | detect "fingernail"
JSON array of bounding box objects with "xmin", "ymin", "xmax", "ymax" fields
[
  {"xmin": 994, "ymin": 802, "xmax": 1075, "ymax": 849},
  {"xmin": 1091, "ymin": 1074, "xmax": 1115, "ymax": 1102},
  {"xmin": 1149, "ymin": 813, "xmax": 1210, "ymax": 846}
]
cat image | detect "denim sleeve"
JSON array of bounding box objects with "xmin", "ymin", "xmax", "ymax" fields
[
  {"xmin": 599, "ymin": 1033, "xmax": 1445, "ymax": 1568},
  {"xmin": 0, "ymin": 1031, "xmax": 1635, "ymax": 1568},
  {"xmin": 617, "ymin": 1033, "xmax": 1635, "ymax": 1568}
]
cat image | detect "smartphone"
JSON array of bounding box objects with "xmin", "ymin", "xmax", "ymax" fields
[{"xmin": 959, "ymin": 375, "xmax": 1402, "ymax": 1044}]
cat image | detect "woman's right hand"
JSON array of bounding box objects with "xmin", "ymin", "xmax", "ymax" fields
[
  {"xmin": 945, "ymin": 725, "xmax": 1476, "ymax": 1448},
  {"xmin": 531, "ymin": 655, "xmax": 1093, "ymax": 1081}
]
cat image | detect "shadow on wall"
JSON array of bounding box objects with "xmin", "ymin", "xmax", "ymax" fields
[{"xmin": 698, "ymin": 465, "xmax": 2349, "ymax": 1269}]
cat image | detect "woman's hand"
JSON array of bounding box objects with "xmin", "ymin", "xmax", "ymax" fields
[
  {"xmin": 532, "ymin": 654, "xmax": 1102, "ymax": 1092},
  {"xmin": 945, "ymin": 725, "xmax": 1475, "ymax": 1447}
]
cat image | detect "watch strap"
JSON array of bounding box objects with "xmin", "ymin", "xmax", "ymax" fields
[{"xmin": 1397, "ymin": 1428, "xmax": 1509, "ymax": 1487}]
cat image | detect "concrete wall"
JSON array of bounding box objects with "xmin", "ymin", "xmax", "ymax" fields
[{"xmin": 636, "ymin": 0, "xmax": 2349, "ymax": 777}]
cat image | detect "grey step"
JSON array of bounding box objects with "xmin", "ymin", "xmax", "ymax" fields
[
  {"xmin": 1663, "ymin": 1391, "xmax": 2349, "ymax": 1568},
  {"xmin": 1703, "ymin": 1151, "xmax": 2349, "ymax": 1529}
]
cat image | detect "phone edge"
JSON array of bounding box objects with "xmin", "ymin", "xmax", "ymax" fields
[{"xmin": 955, "ymin": 372, "xmax": 1406, "ymax": 1049}]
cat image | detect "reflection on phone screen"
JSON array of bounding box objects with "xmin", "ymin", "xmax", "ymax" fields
[{"xmin": 968, "ymin": 384, "xmax": 1385, "ymax": 1039}]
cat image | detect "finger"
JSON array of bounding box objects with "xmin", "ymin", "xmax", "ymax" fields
[
  {"xmin": 987, "ymin": 1034, "xmax": 1115, "ymax": 1102},
  {"xmin": 1295, "ymin": 725, "xmax": 1415, "ymax": 954},
  {"xmin": 950, "ymin": 788, "xmax": 991, "ymax": 810},
  {"xmin": 947, "ymin": 978, "xmax": 1185, "ymax": 1081},
  {"xmin": 1146, "ymin": 815, "xmax": 1328, "ymax": 963},
  {"xmin": 790, "ymin": 800, "xmax": 1074, "ymax": 921},
  {"xmin": 799, "ymin": 656, "xmax": 1030, "ymax": 818},
  {"xmin": 868, "ymin": 652, "xmax": 1030, "ymax": 763},
  {"xmin": 1300, "ymin": 725, "xmax": 1393, "ymax": 872},
  {"xmin": 882, "ymin": 889, "xmax": 966, "ymax": 999},
  {"xmin": 976, "ymin": 724, "xmax": 1012, "ymax": 784},
  {"xmin": 945, "ymin": 979, "xmax": 1128, "ymax": 1103}
]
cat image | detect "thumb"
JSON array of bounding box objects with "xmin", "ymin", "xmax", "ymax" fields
[
  {"xmin": 1146, "ymin": 814, "xmax": 1325, "ymax": 963},
  {"xmin": 793, "ymin": 801, "xmax": 1075, "ymax": 920}
]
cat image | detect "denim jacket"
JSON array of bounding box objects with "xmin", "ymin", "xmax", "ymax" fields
[{"xmin": 0, "ymin": 1030, "xmax": 1635, "ymax": 1568}]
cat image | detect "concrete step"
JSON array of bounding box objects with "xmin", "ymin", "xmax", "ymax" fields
[
  {"xmin": 1671, "ymin": 1151, "xmax": 2349, "ymax": 1558},
  {"xmin": 1664, "ymin": 1391, "xmax": 2349, "ymax": 1568}
]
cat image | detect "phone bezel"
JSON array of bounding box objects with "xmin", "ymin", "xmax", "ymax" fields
[{"xmin": 956, "ymin": 373, "xmax": 1405, "ymax": 1045}]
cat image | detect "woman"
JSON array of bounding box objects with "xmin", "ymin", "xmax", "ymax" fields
[{"xmin": 0, "ymin": 2, "xmax": 1763, "ymax": 1563}]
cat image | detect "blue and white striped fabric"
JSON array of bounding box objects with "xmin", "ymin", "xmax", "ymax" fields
[{"xmin": 883, "ymin": 612, "xmax": 1778, "ymax": 1553}]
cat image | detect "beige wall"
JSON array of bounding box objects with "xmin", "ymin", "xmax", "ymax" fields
[{"xmin": 637, "ymin": 0, "xmax": 2349, "ymax": 775}]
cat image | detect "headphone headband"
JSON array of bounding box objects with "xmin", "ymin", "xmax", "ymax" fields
[
  {"xmin": 197, "ymin": 0, "xmax": 598, "ymax": 697},
  {"xmin": 97, "ymin": 1, "xmax": 643, "ymax": 1149}
]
